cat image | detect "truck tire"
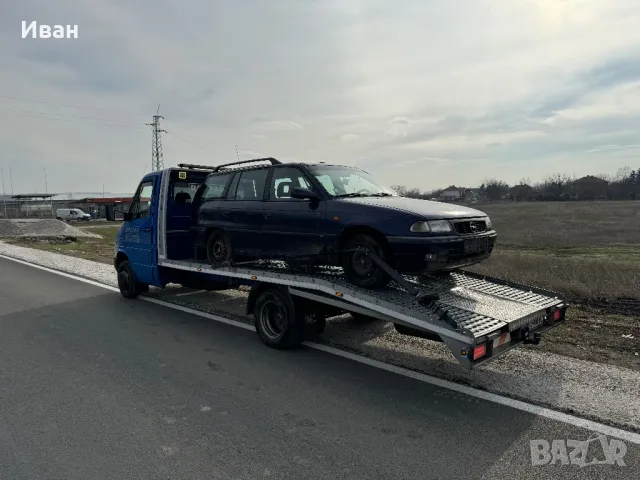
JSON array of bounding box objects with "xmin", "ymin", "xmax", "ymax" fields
[
  {"xmin": 341, "ymin": 233, "xmax": 391, "ymax": 289},
  {"xmin": 117, "ymin": 260, "xmax": 148, "ymax": 299},
  {"xmin": 254, "ymin": 287, "xmax": 304, "ymax": 349}
]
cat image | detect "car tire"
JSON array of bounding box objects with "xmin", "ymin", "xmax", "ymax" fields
[
  {"xmin": 206, "ymin": 230, "xmax": 232, "ymax": 265},
  {"xmin": 341, "ymin": 233, "xmax": 391, "ymax": 289},
  {"xmin": 56, "ymin": 217, "xmax": 62, "ymax": 220},
  {"xmin": 254, "ymin": 287, "xmax": 303, "ymax": 349},
  {"xmin": 117, "ymin": 260, "xmax": 148, "ymax": 299}
]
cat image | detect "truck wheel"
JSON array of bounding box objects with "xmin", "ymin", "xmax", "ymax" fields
[
  {"xmin": 206, "ymin": 230, "xmax": 232, "ymax": 265},
  {"xmin": 254, "ymin": 287, "xmax": 303, "ymax": 349},
  {"xmin": 117, "ymin": 260, "xmax": 148, "ymax": 299},
  {"xmin": 342, "ymin": 234, "xmax": 391, "ymax": 289}
]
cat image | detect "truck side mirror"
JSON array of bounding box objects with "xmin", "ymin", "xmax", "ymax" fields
[{"xmin": 123, "ymin": 212, "xmax": 133, "ymax": 221}]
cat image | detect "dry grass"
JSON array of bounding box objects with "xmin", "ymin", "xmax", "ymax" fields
[
  {"xmin": 467, "ymin": 249, "xmax": 640, "ymax": 301},
  {"xmin": 478, "ymin": 201, "xmax": 639, "ymax": 247},
  {"xmin": 5, "ymin": 225, "xmax": 119, "ymax": 265},
  {"xmin": 467, "ymin": 201, "xmax": 640, "ymax": 301}
]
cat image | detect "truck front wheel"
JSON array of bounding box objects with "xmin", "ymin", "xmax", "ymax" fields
[{"xmin": 117, "ymin": 260, "xmax": 148, "ymax": 299}]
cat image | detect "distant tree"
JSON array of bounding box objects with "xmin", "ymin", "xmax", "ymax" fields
[
  {"xmin": 391, "ymin": 184, "xmax": 407, "ymax": 196},
  {"xmin": 540, "ymin": 173, "xmax": 574, "ymax": 199},
  {"xmin": 483, "ymin": 178, "xmax": 510, "ymax": 200},
  {"xmin": 405, "ymin": 187, "xmax": 422, "ymax": 198}
]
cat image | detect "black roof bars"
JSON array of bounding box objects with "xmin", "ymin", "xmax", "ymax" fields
[{"xmin": 178, "ymin": 157, "xmax": 282, "ymax": 173}]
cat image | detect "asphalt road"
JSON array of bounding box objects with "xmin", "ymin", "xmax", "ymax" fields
[{"xmin": 0, "ymin": 257, "xmax": 637, "ymax": 480}]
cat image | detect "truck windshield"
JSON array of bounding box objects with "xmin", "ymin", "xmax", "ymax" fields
[{"xmin": 308, "ymin": 165, "xmax": 396, "ymax": 197}]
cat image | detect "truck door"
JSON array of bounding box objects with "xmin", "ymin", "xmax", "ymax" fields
[{"xmin": 121, "ymin": 177, "xmax": 157, "ymax": 284}]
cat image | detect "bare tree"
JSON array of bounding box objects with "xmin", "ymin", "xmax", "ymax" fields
[{"xmin": 483, "ymin": 178, "xmax": 510, "ymax": 200}]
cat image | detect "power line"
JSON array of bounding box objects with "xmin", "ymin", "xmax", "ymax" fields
[
  {"xmin": 0, "ymin": 93, "xmax": 147, "ymax": 118},
  {"xmin": 146, "ymin": 105, "xmax": 166, "ymax": 171},
  {"xmin": 0, "ymin": 109, "xmax": 145, "ymax": 129}
]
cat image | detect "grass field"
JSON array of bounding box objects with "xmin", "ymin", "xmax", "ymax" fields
[{"xmin": 467, "ymin": 201, "xmax": 640, "ymax": 302}]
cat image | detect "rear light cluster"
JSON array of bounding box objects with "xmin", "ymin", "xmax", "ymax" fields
[{"xmin": 472, "ymin": 344, "xmax": 486, "ymax": 361}]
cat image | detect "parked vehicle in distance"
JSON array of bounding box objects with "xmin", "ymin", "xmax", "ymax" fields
[
  {"xmin": 56, "ymin": 208, "xmax": 91, "ymax": 221},
  {"xmin": 191, "ymin": 159, "xmax": 498, "ymax": 289}
]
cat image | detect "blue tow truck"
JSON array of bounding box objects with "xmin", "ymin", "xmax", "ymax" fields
[{"xmin": 114, "ymin": 158, "xmax": 568, "ymax": 369}]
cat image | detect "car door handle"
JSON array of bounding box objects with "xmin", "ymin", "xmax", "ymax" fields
[{"xmin": 222, "ymin": 212, "xmax": 230, "ymax": 217}]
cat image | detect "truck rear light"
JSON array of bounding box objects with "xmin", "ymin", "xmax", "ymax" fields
[
  {"xmin": 553, "ymin": 309, "xmax": 563, "ymax": 321},
  {"xmin": 473, "ymin": 344, "xmax": 486, "ymax": 360}
]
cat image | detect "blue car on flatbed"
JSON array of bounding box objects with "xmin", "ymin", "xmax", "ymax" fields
[
  {"xmin": 190, "ymin": 157, "xmax": 497, "ymax": 289},
  {"xmin": 112, "ymin": 158, "xmax": 566, "ymax": 368}
]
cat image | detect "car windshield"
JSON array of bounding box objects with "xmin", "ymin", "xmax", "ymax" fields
[{"xmin": 308, "ymin": 165, "xmax": 396, "ymax": 197}]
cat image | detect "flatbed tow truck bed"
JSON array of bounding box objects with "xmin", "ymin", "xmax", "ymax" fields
[
  {"xmin": 115, "ymin": 163, "xmax": 569, "ymax": 370},
  {"xmin": 158, "ymin": 257, "xmax": 568, "ymax": 369}
]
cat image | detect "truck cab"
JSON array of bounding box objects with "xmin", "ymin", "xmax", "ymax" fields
[{"xmin": 114, "ymin": 168, "xmax": 246, "ymax": 297}]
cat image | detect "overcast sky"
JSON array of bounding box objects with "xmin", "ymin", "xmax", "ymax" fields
[{"xmin": 2, "ymin": 0, "xmax": 640, "ymax": 195}]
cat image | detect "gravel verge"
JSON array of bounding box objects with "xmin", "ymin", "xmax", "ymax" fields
[
  {"xmin": 0, "ymin": 219, "xmax": 101, "ymax": 238},
  {"xmin": 1, "ymin": 240, "xmax": 639, "ymax": 433}
]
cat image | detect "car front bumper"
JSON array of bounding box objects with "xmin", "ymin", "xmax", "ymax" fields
[{"xmin": 386, "ymin": 231, "xmax": 497, "ymax": 274}]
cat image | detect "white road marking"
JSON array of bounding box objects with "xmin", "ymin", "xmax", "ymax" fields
[{"xmin": 3, "ymin": 253, "xmax": 640, "ymax": 445}]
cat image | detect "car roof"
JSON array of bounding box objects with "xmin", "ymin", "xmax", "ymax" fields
[{"xmin": 203, "ymin": 161, "xmax": 351, "ymax": 176}]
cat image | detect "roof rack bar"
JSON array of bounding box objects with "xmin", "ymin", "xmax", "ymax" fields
[
  {"xmin": 214, "ymin": 157, "xmax": 281, "ymax": 172},
  {"xmin": 177, "ymin": 163, "xmax": 217, "ymax": 171},
  {"xmin": 178, "ymin": 157, "xmax": 282, "ymax": 173}
]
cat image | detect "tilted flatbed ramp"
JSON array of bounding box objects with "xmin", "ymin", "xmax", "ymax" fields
[{"xmin": 158, "ymin": 258, "xmax": 568, "ymax": 369}]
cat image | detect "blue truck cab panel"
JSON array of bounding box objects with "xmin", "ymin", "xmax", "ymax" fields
[
  {"xmin": 114, "ymin": 168, "xmax": 250, "ymax": 292},
  {"xmin": 114, "ymin": 172, "xmax": 162, "ymax": 286}
]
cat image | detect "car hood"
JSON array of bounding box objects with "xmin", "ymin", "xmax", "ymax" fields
[{"xmin": 336, "ymin": 196, "xmax": 488, "ymax": 219}]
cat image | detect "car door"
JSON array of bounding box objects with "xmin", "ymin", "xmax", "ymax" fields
[
  {"xmin": 220, "ymin": 167, "xmax": 269, "ymax": 258},
  {"xmin": 120, "ymin": 178, "xmax": 157, "ymax": 284},
  {"xmin": 262, "ymin": 166, "xmax": 325, "ymax": 259}
]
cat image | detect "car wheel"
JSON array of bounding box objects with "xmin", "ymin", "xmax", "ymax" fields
[
  {"xmin": 117, "ymin": 260, "xmax": 148, "ymax": 299},
  {"xmin": 341, "ymin": 233, "xmax": 391, "ymax": 289},
  {"xmin": 206, "ymin": 230, "xmax": 232, "ymax": 265},
  {"xmin": 56, "ymin": 217, "xmax": 62, "ymax": 220}
]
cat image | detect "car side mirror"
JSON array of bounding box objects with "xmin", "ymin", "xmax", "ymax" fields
[
  {"xmin": 122, "ymin": 211, "xmax": 133, "ymax": 221},
  {"xmin": 291, "ymin": 187, "xmax": 319, "ymax": 200}
]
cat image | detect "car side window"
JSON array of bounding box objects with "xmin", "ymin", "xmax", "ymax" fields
[
  {"xmin": 269, "ymin": 167, "xmax": 313, "ymax": 201},
  {"xmin": 130, "ymin": 181, "xmax": 154, "ymax": 219},
  {"xmin": 235, "ymin": 168, "xmax": 269, "ymax": 200},
  {"xmin": 202, "ymin": 173, "xmax": 232, "ymax": 201}
]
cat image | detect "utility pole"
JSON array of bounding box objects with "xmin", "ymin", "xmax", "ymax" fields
[
  {"xmin": 146, "ymin": 105, "xmax": 166, "ymax": 172},
  {"xmin": 1, "ymin": 168, "xmax": 7, "ymax": 217}
]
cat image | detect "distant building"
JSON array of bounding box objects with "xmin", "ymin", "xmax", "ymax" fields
[
  {"xmin": 572, "ymin": 175, "xmax": 608, "ymax": 199},
  {"xmin": 440, "ymin": 185, "xmax": 463, "ymax": 201}
]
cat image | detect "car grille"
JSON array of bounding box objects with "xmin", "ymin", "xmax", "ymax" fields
[{"xmin": 453, "ymin": 220, "xmax": 487, "ymax": 235}]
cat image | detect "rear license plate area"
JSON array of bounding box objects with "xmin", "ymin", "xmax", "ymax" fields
[{"xmin": 464, "ymin": 237, "xmax": 490, "ymax": 254}]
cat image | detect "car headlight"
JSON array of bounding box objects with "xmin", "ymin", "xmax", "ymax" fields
[
  {"xmin": 410, "ymin": 220, "xmax": 453, "ymax": 233},
  {"xmin": 484, "ymin": 216, "xmax": 492, "ymax": 229}
]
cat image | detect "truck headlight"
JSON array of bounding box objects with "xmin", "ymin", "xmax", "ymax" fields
[
  {"xmin": 484, "ymin": 216, "xmax": 492, "ymax": 229},
  {"xmin": 410, "ymin": 220, "xmax": 453, "ymax": 233}
]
